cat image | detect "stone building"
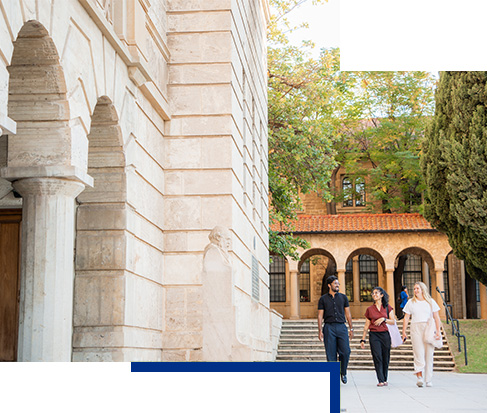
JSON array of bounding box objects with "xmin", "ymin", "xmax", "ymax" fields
[
  {"xmin": 270, "ymin": 165, "xmax": 487, "ymax": 322},
  {"xmin": 0, "ymin": 0, "xmax": 281, "ymax": 362}
]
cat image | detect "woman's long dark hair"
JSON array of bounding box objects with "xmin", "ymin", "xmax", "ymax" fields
[{"xmin": 372, "ymin": 286, "xmax": 389, "ymax": 309}]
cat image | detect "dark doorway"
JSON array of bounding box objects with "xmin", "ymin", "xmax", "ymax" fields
[
  {"xmin": 0, "ymin": 209, "xmax": 21, "ymax": 361},
  {"xmin": 465, "ymin": 272, "xmax": 478, "ymax": 319}
]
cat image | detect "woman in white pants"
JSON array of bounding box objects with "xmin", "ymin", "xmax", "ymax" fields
[{"xmin": 401, "ymin": 281, "xmax": 441, "ymax": 387}]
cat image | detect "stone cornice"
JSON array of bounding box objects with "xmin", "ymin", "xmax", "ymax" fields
[
  {"xmin": 1, "ymin": 165, "xmax": 94, "ymax": 187},
  {"xmin": 78, "ymin": 0, "xmax": 170, "ymax": 120}
]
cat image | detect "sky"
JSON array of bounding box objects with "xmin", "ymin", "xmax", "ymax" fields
[
  {"xmin": 283, "ymin": 0, "xmax": 487, "ymax": 71},
  {"xmin": 286, "ymin": 0, "xmax": 340, "ymax": 55}
]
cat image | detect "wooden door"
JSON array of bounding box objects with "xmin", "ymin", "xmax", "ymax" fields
[{"xmin": 0, "ymin": 209, "xmax": 21, "ymax": 361}]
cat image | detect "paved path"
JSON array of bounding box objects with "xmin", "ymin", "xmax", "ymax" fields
[{"xmin": 340, "ymin": 370, "xmax": 487, "ymax": 412}]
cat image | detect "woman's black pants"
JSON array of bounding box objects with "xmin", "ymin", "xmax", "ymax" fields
[{"xmin": 369, "ymin": 331, "xmax": 391, "ymax": 383}]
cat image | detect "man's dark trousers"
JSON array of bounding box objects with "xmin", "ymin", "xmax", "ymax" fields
[{"xmin": 323, "ymin": 322, "xmax": 351, "ymax": 375}]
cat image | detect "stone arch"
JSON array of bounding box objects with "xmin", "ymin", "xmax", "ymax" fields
[
  {"xmin": 395, "ymin": 246, "xmax": 435, "ymax": 271},
  {"xmin": 345, "ymin": 248, "xmax": 386, "ymax": 271},
  {"xmin": 73, "ymin": 96, "xmax": 128, "ymax": 361},
  {"xmin": 78, "ymin": 95, "xmax": 126, "ymax": 204},
  {"xmin": 7, "ymin": 20, "xmax": 72, "ymax": 169},
  {"xmin": 299, "ymin": 248, "xmax": 337, "ymax": 272},
  {"xmin": 299, "ymin": 248, "xmax": 338, "ymax": 297},
  {"xmin": 3, "ymin": 21, "xmax": 90, "ymax": 361}
]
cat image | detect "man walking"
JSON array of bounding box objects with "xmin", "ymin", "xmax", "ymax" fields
[{"xmin": 318, "ymin": 275, "xmax": 354, "ymax": 384}]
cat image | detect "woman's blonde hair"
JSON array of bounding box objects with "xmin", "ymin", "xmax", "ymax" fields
[{"xmin": 411, "ymin": 281, "xmax": 433, "ymax": 307}]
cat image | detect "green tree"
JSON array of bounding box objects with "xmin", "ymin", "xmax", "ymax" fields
[
  {"xmin": 422, "ymin": 71, "xmax": 487, "ymax": 283},
  {"xmin": 334, "ymin": 71, "xmax": 436, "ymax": 213},
  {"xmin": 268, "ymin": 0, "xmax": 338, "ymax": 258}
]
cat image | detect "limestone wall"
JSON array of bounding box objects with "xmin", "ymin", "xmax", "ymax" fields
[
  {"xmin": 163, "ymin": 0, "xmax": 272, "ymax": 361},
  {"xmin": 0, "ymin": 0, "xmax": 271, "ymax": 362},
  {"xmin": 270, "ymin": 309, "xmax": 283, "ymax": 361}
]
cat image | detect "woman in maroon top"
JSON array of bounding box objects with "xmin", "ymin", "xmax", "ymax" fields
[{"xmin": 360, "ymin": 286, "xmax": 396, "ymax": 387}]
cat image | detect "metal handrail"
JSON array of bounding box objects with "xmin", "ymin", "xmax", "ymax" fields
[{"xmin": 436, "ymin": 286, "xmax": 468, "ymax": 366}]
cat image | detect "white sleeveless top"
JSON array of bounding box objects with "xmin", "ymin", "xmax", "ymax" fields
[{"xmin": 403, "ymin": 299, "xmax": 440, "ymax": 323}]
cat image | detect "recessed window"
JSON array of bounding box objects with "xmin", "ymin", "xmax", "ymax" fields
[
  {"xmin": 342, "ymin": 176, "xmax": 366, "ymax": 207},
  {"xmin": 299, "ymin": 260, "xmax": 311, "ymax": 302},
  {"xmin": 403, "ymin": 254, "xmax": 422, "ymax": 294},
  {"xmin": 270, "ymin": 255, "xmax": 286, "ymax": 302},
  {"xmin": 345, "ymin": 259, "xmax": 354, "ymax": 302},
  {"xmin": 359, "ymin": 255, "xmax": 378, "ymax": 302},
  {"xmin": 443, "ymin": 256, "xmax": 450, "ymax": 303}
]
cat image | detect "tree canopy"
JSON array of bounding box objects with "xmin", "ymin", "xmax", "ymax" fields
[
  {"xmin": 267, "ymin": 1, "xmax": 436, "ymax": 258},
  {"xmin": 334, "ymin": 71, "xmax": 436, "ymax": 213},
  {"xmin": 268, "ymin": 0, "xmax": 337, "ymax": 258},
  {"xmin": 422, "ymin": 71, "xmax": 487, "ymax": 283}
]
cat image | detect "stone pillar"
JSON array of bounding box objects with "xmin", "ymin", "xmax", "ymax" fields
[
  {"xmin": 337, "ymin": 269, "xmax": 346, "ymax": 294},
  {"xmin": 289, "ymin": 270, "xmax": 300, "ymax": 320},
  {"xmin": 353, "ymin": 257, "xmax": 360, "ymax": 303},
  {"xmin": 479, "ymin": 283, "xmax": 487, "ymax": 320},
  {"xmin": 423, "ymin": 261, "xmax": 430, "ymax": 289},
  {"xmin": 386, "ymin": 270, "xmax": 394, "ymax": 307},
  {"xmin": 13, "ymin": 177, "xmax": 85, "ymax": 361},
  {"xmin": 434, "ymin": 269, "xmax": 446, "ymax": 320}
]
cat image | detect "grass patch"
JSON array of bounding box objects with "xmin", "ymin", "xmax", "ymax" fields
[{"xmin": 442, "ymin": 319, "xmax": 487, "ymax": 373}]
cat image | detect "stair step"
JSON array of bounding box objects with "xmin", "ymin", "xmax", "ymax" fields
[{"xmin": 275, "ymin": 319, "xmax": 456, "ymax": 371}]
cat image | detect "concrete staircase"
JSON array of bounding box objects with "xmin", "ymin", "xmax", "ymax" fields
[{"xmin": 276, "ymin": 319, "xmax": 456, "ymax": 371}]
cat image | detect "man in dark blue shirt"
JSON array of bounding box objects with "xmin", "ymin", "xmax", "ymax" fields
[{"xmin": 318, "ymin": 275, "xmax": 354, "ymax": 384}]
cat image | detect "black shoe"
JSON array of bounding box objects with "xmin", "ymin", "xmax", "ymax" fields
[{"xmin": 341, "ymin": 374, "xmax": 347, "ymax": 384}]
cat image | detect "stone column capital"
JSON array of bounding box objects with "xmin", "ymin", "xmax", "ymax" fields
[{"xmin": 13, "ymin": 177, "xmax": 85, "ymax": 198}]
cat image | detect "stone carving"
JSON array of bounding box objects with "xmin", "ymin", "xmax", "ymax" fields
[
  {"xmin": 203, "ymin": 225, "xmax": 232, "ymax": 268},
  {"xmin": 202, "ymin": 225, "xmax": 235, "ymax": 360}
]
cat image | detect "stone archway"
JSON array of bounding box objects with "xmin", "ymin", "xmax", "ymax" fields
[
  {"xmin": 73, "ymin": 96, "xmax": 127, "ymax": 361},
  {"xmin": 297, "ymin": 248, "xmax": 338, "ymax": 318},
  {"xmin": 343, "ymin": 248, "xmax": 386, "ymax": 317},
  {"xmin": 2, "ymin": 20, "xmax": 90, "ymax": 361}
]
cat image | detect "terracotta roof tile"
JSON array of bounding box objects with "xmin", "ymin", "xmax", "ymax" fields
[{"xmin": 271, "ymin": 213, "xmax": 435, "ymax": 233}]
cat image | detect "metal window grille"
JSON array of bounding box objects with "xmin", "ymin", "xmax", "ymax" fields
[
  {"xmin": 345, "ymin": 259, "xmax": 354, "ymax": 302},
  {"xmin": 359, "ymin": 254, "xmax": 378, "ymax": 302},
  {"xmin": 403, "ymin": 254, "xmax": 423, "ymax": 294},
  {"xmin": 299, "ymin": 260, "xmax": 310, "ymax": 302},
  {"xmin": 270, "ymin": 255, "xmax": 286, "ymax": 302},
  {"xmin": 443, "ymin": 256, "xmax": 451, "ymax": 302}
]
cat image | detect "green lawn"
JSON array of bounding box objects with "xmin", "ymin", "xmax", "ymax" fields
[{"xmin": 442, "ymin": 319, "xmax": 487, "ymax": 373}]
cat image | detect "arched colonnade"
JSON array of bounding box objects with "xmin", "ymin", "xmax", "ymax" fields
[{"xmin": 270, "ymin": 231, "xmax": 487, "ymax": 321}]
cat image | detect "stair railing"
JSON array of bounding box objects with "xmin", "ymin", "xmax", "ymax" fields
[{"xmin": 436, "ymin": 286, "xmax": 468, "ymax": 366}]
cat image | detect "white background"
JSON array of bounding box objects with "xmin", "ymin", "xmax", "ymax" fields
[{"xmin": 0, "ymin": 364, "xmax": 331, "ymax": 413}]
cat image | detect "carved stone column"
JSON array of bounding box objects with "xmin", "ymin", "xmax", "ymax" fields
[
  {"xmin": 352, "ymin": 257, "xmax": 360, "ymax": 303},
  {"xmin": 13, "ymin": 177, "xmax": 85, "ymax": 361},
  {"xmin": 434, "ymin": 269, "xmax": 447, "ymax": 320},
  {"xmin": 337, "ymin": 269, "xmax": 346, "ymax": 293},
  {"xmin": 386, "ymin": 270, "xmax": 395, "ymax": 307},
  {"xmin": 289, "ymin": 269, "xmax": 300, "ymax": 320}
]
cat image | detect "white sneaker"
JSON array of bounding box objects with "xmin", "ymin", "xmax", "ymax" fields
[
  {"xmin": 426, "ymin": 382, "xmax": 433, "ymax": 387},
  {"xmin": 416, "ymin": 377, "xmax": 424, "ymax": 387}
]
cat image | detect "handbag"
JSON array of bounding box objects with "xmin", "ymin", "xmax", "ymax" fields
[
  {"xmin": 424, "ymin": 316, "xmax": 443, "ymax": 349},
  {"xmin": 386, "ymin": 307, "xmax": 402, "ymax": 348}
]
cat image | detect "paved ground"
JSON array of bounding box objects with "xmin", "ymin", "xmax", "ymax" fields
[{"xmin": 340, "ymin": 370, "xmax": 487, "ymax": 412}]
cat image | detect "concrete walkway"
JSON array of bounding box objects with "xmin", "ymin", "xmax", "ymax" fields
[{"xmin": 340, "ymin": 370, "xmax": 487, "ymax": 412}]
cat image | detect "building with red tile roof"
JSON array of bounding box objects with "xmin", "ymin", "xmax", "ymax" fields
[{"xmin": 269, "ymin": 171, "xmax": 486, "ymax": 321}]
